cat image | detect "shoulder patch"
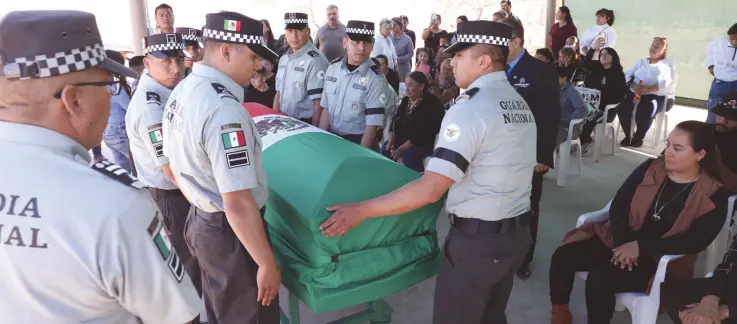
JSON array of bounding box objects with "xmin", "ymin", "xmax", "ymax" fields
[
  {"xmin": 92, "ymin": 160, "xmax": 147, "ymax": 189},
  {"xmin": 464, "ymin": 87, "xmax": 480, "ymax": 98},
  {"xmin": 369, "ymin": 65, "xmax": 380, "ymax": 75},
  {"xmin": 210, "ymin": 83, "xmax": 239, "ymax": 102},
  {"xmin": 308, "ymin": 50, "xmax": 320, "ymax": 58},
  {"xmin": 330, "ymin": 56, "xmax": 344, "ymax": 64},
  {"xmin": 146, "ymin": 92, "xmax": 161, "ymax": 104}
]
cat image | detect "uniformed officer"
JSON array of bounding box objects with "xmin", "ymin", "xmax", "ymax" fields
[
  {"xmin": 318, "ymin": 20, "xmax": 394, "ymax": 148},
  {"xmin": 162, "ymin": 11, "xmax": 281, "ymax": 324},
  {"xmin": 126, "ymin": 32, "xmax": 202, "ymax": 296},
  {"xmin": 176, "ymin": 27, "xmax": 204, "ymax": 76},
  {"xmin": 319, "ymin": 21, "xmax": 536, "ymax": 324},
  {"xmin": 0, "ymin": 10, "xmax": 202, "ymax": 322},
  {"xmin": 273, "ymin": 12, "xmax": 329, "ymax": 125}
]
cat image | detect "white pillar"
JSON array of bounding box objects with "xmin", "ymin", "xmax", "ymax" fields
[
  {"xmin": 129, "ymin": 0, "xmax": 149, "ymax": 55},
  {"xmin": 544, "ymin": 0, "xmax": 557, "ymax": 49}
]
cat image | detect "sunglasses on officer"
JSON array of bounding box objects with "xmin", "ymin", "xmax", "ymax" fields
[{"xmin": 53, "ymin": 75, "xmax": 126, "ymax": 98}]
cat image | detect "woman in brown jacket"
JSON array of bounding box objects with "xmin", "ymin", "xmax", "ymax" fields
[{"xmin": 549, "ymin": 120, "xmax": 731, "ymax": 324}]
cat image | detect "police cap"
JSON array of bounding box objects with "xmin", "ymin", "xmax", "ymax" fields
[
  {"xmin": 175, "ymin": 27, "xmax": 203, "ymax": 48},
  {"xmin": 203, "ymin": 11, "xmax": 277, "ymax": 61},
  {"xmin": 346, "ymin": 20, "xmax": 375, "ymax": 43},
  {"xmin": 143, "ymin": 33, "xmax": 187, "ymax": 59},
  {"xmin": 284, "ymin": 12, "xmax": 309, "ymax": 30},
  {"xmin": 0, "ymin": 10, "xmax": 136, "ymax": 80},
  {"xmin": 444, "ymin": 21, "xmax": 512, "ymax": 55}
]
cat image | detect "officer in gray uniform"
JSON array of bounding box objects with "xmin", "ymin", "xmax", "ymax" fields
[
  {"xmin": 176, "ymin": 27, "xmax": 204, "ymax": 76},
  {"xmin": 126, "ymin": 32, "xmax": 202, "ymax": 295},
  {"xmin": 274, "ymin": 12, "xmax": 329, "ymax": 125},
  {"xmin": 0, "ymin": 10, "xmax": 202, "ymax": 323},
  {"xmin": 318, "ymin": 20, "xmax": 393, "ymax": 148},
  {"xmin": 319, "ymin": 21, "xmax": 536, "ymax": 324},
  {"xmin": 162, "ymin": 11, "xmax": 281, "ymax": 324}
]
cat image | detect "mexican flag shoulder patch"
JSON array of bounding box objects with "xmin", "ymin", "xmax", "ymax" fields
[{"xmin": 222, "ymin": 130, "xmax": 246, "ymax": 149}]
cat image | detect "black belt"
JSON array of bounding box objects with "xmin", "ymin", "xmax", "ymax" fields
[
  {"xmin": 150, "ymin": 187, "xmax": 185, "ymax": 198},
  {"xmin": 449, "ymin": 211, "xmax": 531, "ymax": 235}
]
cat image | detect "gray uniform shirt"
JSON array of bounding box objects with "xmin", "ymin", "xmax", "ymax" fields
[
  {"xmin": 426, "ymin": 72, "xmax": 537, "ymax": 221},
  {"xmin": 315, "ymin": 23, "xmax": 347, "ymax": 62},
  {"xmin": 163, "ymin": 63, "xmax": 267, "ymax": 212},
  {"xmin": 276, "ymin": 42, "xmax": 329, "ymax": 119},
  {"xmin": 0, "ymin": 122, "xmax": 202, "ymax": 323},
  {"xmin": 321, "ymin": 57, "xmax": 392, "ymax": 135},
  {"xmin": 126, "ymin": 73, "xmax": 176, "ymax": 189}
]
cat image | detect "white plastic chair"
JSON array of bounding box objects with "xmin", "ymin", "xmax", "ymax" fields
[
  {"xmin": 593, "ymin": 103, "xmax": 620, "ymax": 162},
  {"xmin": 575, "ymin": 196, "xmax": 735, "ymax": 323},
  {"xmin": 555, "ymin": 118, "xmax": 584, "ymax": 187},
  {"xmin": 651, "ymin": 96, "xmax": 673, "ymax": 147}
]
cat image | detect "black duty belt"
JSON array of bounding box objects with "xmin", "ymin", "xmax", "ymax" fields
[
  {"xmin": 150, "ymin": 187, "xmax": 185, "ymax": 198},
  {"xmin": 449, "ymin": 211, "xmax": 531, "ymax": 235}
]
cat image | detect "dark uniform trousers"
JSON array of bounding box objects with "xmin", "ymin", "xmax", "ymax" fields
[
  {"xmin": 524, "ymin": 171, "xmax": 544, "ymax": 266},
  {"xmin": 661, "ymin": 278, "xmax": 737, "ymax": 324},
  {"xmin": 149, "ymin": 188, "xmax": 201, "ymax": 296},
  {"xmin": 433, "ymin": 211, "xmax": 532, "ymax": 324},
  {"xmin": 185, "ymin": 206, "xmax": 279, "ymax": 324}
]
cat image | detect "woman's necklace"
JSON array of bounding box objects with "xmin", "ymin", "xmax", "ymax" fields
[
  {"xmin": 651, "ymin": 174, "xmax": 699, "ymax": 221},
  {"xmin": 407, "ymin": 97, "xmax": 422, "ymax": 116}
]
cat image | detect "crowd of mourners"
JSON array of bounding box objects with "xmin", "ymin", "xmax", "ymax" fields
[{"xmin": 86, "ymin": 1, "xmax": 737, "ymax": 323}]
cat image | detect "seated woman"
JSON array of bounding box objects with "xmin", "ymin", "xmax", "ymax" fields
[
  {"xmin": 382, "ymin": 71, "xmax": 445, "ymax": 173},
  {"xmin": 557, "ymin": 47, "xmax": 586, "ymax": 84},
  {"xmin": 430, "ymin": 58, "xmax": 460, "ymax": 110},
  {"xmin": 535, "ymin": 48, "xmax": 555, "ymax": 65},
  {"xmin": 618, "ymin": 37, "xmax": 676, "ymax": 147},
  {"xmin": 578, "ymin": 47, "xmax": 627, "ymax": 155},
  {"xmin": 549, "ymin": 120, "xmax": 730, "ymax": 324},
  {"xmin": 556, "ymin": 66, "xmax": 589, "ymax": 145}
]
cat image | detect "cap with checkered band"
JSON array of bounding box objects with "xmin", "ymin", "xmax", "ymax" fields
[
  {"xmin": 0, "ymin": 10, "xmax": 136, "ymax": 80},
  {"xmin": 175, "ymin": 27, "xmax": 203, "ymax": 48},
  {"xmin": 143, "ymin": 33, "xmax": 187, "ymax": 59},
  {"xmin": 203, "ymin": 11, "xmax": 277, "ymax": 61},
  {"xmin": 346, "ymin": 20, "xmax": 375, "ymax": 42},
  {"xmin": 444, "ymin": 21, "xmax": 513, "ymax": 55},
  {"xmin": 284, "ymin": 12, "xmax": 309, "ymax": 30},
  {"xmin": 713, "ymin": 91, "xmax": 737, "ymax": 121}
]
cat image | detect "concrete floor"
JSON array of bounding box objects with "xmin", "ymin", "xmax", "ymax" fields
[{"xmin": 99, "ymin": 105, "xmax": 708, "ymax": 324}]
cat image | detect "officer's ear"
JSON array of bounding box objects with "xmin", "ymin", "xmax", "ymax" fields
[
  {"xmin": 143, "ymin": 56, "xmax": 150, "ymax": 70},
  {"xmin": 343, "ymin": 35, "xmax": 348, "ymax": 49},
  {"xmin": 220, "ymin": 43, "xmax": 232, "ymax": 62}
]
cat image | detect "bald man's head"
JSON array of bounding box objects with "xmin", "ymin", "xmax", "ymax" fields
[{"xmin": 0, "ymin": 67, "xmax": 114, "ymax": 149}]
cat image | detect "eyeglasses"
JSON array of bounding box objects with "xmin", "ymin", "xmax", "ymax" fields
[{"xmin": 53, "ymin": 75, "xmax": 125, "ymax": 99}]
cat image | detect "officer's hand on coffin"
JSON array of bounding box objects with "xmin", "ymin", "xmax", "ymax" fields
[{"xmin": 320, "ymin": 203, "xmax": 367, "ymax": 237}]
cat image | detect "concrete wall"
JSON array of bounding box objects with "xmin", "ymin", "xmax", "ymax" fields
[{"xmin": 566, "ymin": 0, "xmax": 736, "ymax": 101}]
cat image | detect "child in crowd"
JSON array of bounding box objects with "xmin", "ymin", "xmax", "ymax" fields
[
  {"xmin": 558, "ymin": 46, "xmax": 586, "ymax": 84},
  {"xmin": 556, "ymin": 66, "xmax": 589, "ymax": 145},
  {"xmin": 245, "ymin": 69, "xmax": 276, "ymax": 108},
  {"xmin": 414, "ymin": 48, "xmax": 435, "ymax": 81},
  {"xmin": 565, "ymin": 36, "xmax": 580, "ymax": 55},
  {"xmin": 535, "ymin": 48, "xmax": 555, "ymax": 64}
]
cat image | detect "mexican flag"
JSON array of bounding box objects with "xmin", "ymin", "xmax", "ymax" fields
[
  {"xmin": 224, "ymin": 19, "xmax": 241, "ymax": 32},
  {"xmin": 222, "ymin": 130, "xmax": 246, "ymax": 149},
  {"xmin": 148, "ymin": 129, "xmax": 163, "ymax": 144},
  {"xmin": 243, "ymin": 103, "xmax": 443, "ymax": 314}
]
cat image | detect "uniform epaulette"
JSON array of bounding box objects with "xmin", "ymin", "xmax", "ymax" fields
[
  {"xmin": 92, "ymin": 160, "xmax": 147, "ymax": 190},
  {"xmin": 465, "ymin": 87, "xmax": 480, "ymax": 98},
  {"xmin": 369, "ymin": 65, "xmax": 380, "ymax": 75},
  {"xmin": 210, "ymin": 83, "xmax": 239, "ymax": 102},
  {"xmin": 146, "ymin": 92, "xmax": 161, "ymax": 104},
  {"xmin": 330, "ymin": 56, "xmax": 344, "ymax": 64},
  {"xmin": 308, "ymin": 50, "xmax": 320, "ymax": 58}
]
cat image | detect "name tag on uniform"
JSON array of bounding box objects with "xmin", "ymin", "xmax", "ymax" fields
[
  {"xmin": 294, "ymin": 67, "xmax": 305, "ymax": 72},
  {"xmin": 352, "ymin": 84, "xmax": 366, "ymax": 91},
  {"xmin": 326, "ymin": 76, "xmax": 337, "ymax": 82}
]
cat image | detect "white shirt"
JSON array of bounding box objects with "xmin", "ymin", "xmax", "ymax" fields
[
  {"xmin": 0, "ymin": 121, "xmax": 202, "ymax": 323},
  {"xmin": 370, "ymin": 34, "xmax": 398, "ymax": 70},
  {"xmin": 126, "ymin": 73, "xmax": 176, "ymax": 189},
  {"xmin": 625, "ymin": 58, "xmax": 676, "ymax": 97},
  {"xmin": 163, "ymin": 63, "xmax": 268, "ymax": 212},
  {"xmin": 580, "ymin": 24, "xmax": 617, "ymax": 51},
  {"xmin": 704, "ymin": 38, "xmax": 737, "ymax": 82},
  {"xmin": 426, "ymin": 72, "xmax": 537, "ymax": 221}
]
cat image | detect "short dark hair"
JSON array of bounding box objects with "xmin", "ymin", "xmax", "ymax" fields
[
  {"xmin": 502, "ymin": 17, "xmax": 524, "ymax": 46},
  {"xmin": 474, "ymin": 44, "xmax": 508, "ymax": 68},
  {"xmin": 155, "ymin": 3, "xmax": 173, "ymax": 14},
  {"xmin": 500, "ymin": 0, "xmax": 512, "ymax": 5},
  {"xmin": 728, "ymin": 23, "xmax": 737, "ymax": 35},
  {"xmin": 129, "ymin": 56, "xmax": 145, "ymax": 69},
  {"xmin": 595, "ymin": 8, "xmax": 615, "ymax": 26},
  {"xmin": 534, "ymin": 48, "xmax": 554, "ymax": 64},
  {"xmin": 375, "ymin": 54, "xmax": 388, "ymax": 64},
  {"xmin": 457, "ymin": 15, "xmax": 469, "ymax": 22},
  {"xmin": 392, "ymin": 18, "xmax": 403, "ymax": 28}
]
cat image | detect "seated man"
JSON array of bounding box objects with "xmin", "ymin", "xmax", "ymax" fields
[
  {"xmin": 661, "ymin": 232, "xmax": 737, "ymax": 324},
  {"xmin": 556, "ymin": 65, "xmax": 588, "ymax": 145}
]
